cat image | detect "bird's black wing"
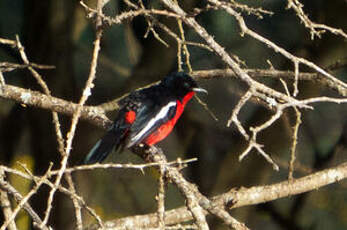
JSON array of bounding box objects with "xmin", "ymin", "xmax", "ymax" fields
[
  {"xmin": 83, "ymin": 109, "xmax": 132, "ymax": 164},
  {"xmin": 83, "ymin": 89, "xmax": 148, "ymax": 164},
  {"xmin": 125, "ymin": 99, "xmax": 177, "ymax": 148}
]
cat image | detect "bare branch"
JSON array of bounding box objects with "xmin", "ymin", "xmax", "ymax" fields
[
  {"xmin": 160, "ymin": 0, "xmax": 308, "ymax": 107},
  {"xmin": 204, "ymin": 0, "xmax": 347, "ymax": 95},
  {"xmin": 0, "ymin": 84, "xmax": 111, "ymax": 128},
  {"xmin": 0, "ymin": 62, "xmax": 54, "ymax": 73},
  {"xmin": 0, "ymin": 165, "xmax": 105, "ymax": 228},
  {"xmin": 0, "ymin": 167, "xmax": 51, "ymax": 230},
  {"xmin": 129, "ymin": 145, "xmax": 249, "ymax": 230},
  {"xmin": 156, "ymin": 162, "xmax": 166, "ymax": 229},
  {"xmin": 65, "ymin": 173, "xmax": 83, "ymax": 230},
  {"xmin": 0, "ymin": 170, "xmax": 17, "ymax": 230},
  {"xmin": 132, "ymin": 147, "xmax": 209, "ymax": 230},
  {"xmin": 287, "ymin": 0, "xmax": 347, "ymax": 40},
  {"xmin": 0, "ymin": 38, "xmax": 16, "ymax": 46},
  {"xmin": 97, "ymin": 162, "xmax": 347, "ymax": 229},
  {"xmin": 192, "ymin": 68, "xmax": 347, "ymax": 96},
  {"xmin": 40, "ymin": 1, "xmax": 106, "ymax": 228},
  {"xmin": 49, "ymin": 158, "xmax": 198, "ymax": 175},
  {"xmin": 227, "ymin": 90, "xmax": 252, "ymax": 139}
]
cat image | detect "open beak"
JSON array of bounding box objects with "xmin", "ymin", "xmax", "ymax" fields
[{"xmin": 192, "ymin": 87, "xmax": 208, "ymax": 94}]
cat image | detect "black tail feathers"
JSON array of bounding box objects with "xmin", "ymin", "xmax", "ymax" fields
[{"xmin": 84, "ymin": 128, "xmax": 125, "ymax": 164}]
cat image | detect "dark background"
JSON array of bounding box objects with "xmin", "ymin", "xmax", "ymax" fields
[{"xmin": 0, "ymin": 0, "xmax": 346, "ymax": 229}]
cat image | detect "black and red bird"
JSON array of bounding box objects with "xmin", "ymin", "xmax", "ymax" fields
[{"xmin": 84, "ymin": 72, "xmax": 207, "ymax": 164}]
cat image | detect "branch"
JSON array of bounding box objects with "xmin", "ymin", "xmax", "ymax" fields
[
  {"xmin": 287, "ymin": 0, "xmax": 347, "ymax": 40},
  {"xmin": 96, "ymin": 161, "xmax": 347, "ymax": 229},
  {"xmin": 0, "ymin": 166, "xmax": 105, "ymax": 228},
  {"xmin": 206, "ymin": 0, "xmax": 347, "ymax": 95},
  {"xmin": 130, "ymin": 146, "xmax": 210, "ymax": 230},
  {"xmin": 192, "ymin": 68, "xmax": 347, "ymax": 97},
  {"xmin": 0, "ymin": 171, "xmax": 50, "ymax": 230},
  {"xmin": 0, "ymin": 164, "xmax": 53, "ymax": 230},
  {"xmin": 129, "ymin": 146, "xmax": 248, "ymax": 230},
  {"xmin": 0, "ymin": 159, "xmax": 198, "ymax": 229},
  {"xmin": 0, "ymin": 170, "xmax": 17, "ymax": 230},
  {"xmin": 0, "ymin": 84, "xmax": 112, "ymax": 128},
  {"xmin": 0, "ymin": 62, "xmax": 54, "ymax": 73},
  {"xmin": 42, "ymin": 1, "xmax": 106, "ymax": 228},
  {"xmin": 1, "ymin": 67, "xmax": 345, "ymax": 128}
]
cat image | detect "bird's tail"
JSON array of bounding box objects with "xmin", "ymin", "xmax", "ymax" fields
[{"xmin": 84, "ymin": 125, "xmax": 127, "ymax": 164}]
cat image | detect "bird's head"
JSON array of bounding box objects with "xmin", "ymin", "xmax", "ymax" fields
[{"xmin": 162, "ymin": 72, "xmax": 207, "ymax": 99}]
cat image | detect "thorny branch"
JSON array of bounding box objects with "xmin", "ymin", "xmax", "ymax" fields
[
  {"xmin": 0, "ymin": 170, "xmax": 50, "ymax": 230},
  {"xmin": 0, "ymin": 0, "xmax": 346, "ymax": 229},
  {"xmin": 130, "ymin": 146, "xmax": 248, "ymax": 230},
  {"xmin": 156, "ymin": 163, "xmax": 166, "ymax": 229},
  {"xmin": 89, "ymin": 159, "xmax": 347, "ymax": 230},
  {"xmin": 1, "ymin": 164, "xmax": 53, "ymax": 230},
  {"xmin": 159, "ymin": 0, "xmax": 345, "ymax": 169},
  {"xmin": 205, "ymin": 0, "xmax": 347, "ymax": 95},
  {"xmin": 42, "ymin": 1, "xmax": 106, "ymax": 228},
  {"xmin": 0, "ymin": 170, "xmax": 17, "ymax": 230},
  {"xmin": 192, "ymin": 68, "xmax": 347, "ymax": 97},
  {"xmin": 14, "ymin": 34, "xmax": 65, "ymax": 230},
  {"xmin": 0, "ymin": 159, "xmax": 198, "ymax": 229},
  {"xmin": 287, "ymin": 0, "xmax": 347, "ymax": 40}
]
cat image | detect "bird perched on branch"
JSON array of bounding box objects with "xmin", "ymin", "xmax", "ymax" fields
[{"xmin": 84, "ymin": 72, "xmax": 207, "ymax": 164}]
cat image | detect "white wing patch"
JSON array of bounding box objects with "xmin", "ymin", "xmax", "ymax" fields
[{"xmin": 130, "ymin": 101, "xmax": 176, "ymax": 144}]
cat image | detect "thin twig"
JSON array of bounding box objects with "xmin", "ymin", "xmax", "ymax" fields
[
  {"xmin": 194, "ymin": 94, "xmax": 218, "ymax": 122},
  {"xmin": 0, "ymin": 165, "xmax": 52, "ymax": 230},
  {"xmin": 287, "ymin": 0, "xmax": 347, "ymax": 40},
  {"xmin": 0, "ymin": 38, "xmax": 16, "ymax": 46},
  {"xmin": 132, "ymin": 146, "xmax": 251, "ymax": 230},
  {"xmin": 131, "ymin": 146, "xmax": 210, "ymax": 230},
  {"xmin": 157, "ymin": 164, "xmax": 166, "ymax": 229},
  {"xmin": 227, "ymin": 89, "xmax": 252, "ymax": 140},
  {"xmin": 49, "ymin": 158, "xmax": 198, "ymax": 175},
  {"xmin": 14, "ymin": 35, "xmax": 66, "ymax": 229},
  {"xmin": 0, "ymin": 84, "xmax": 111, "ymax": 128},
  {"xmin": 40, "ymin": 0, "xmax": 105, "ymax": 228},
  {"xmin": 65, "ymin": 173, "xmax": 83, "ymax": 230},
  {"xmin": 98, "ymin": 162, "xmax": 347, "ymax": 229},
  {"xmin": 0, "ymin": 71, "xmax": 5, "ymax": 91},
  {"xmin": 288, "ymin": 107, "xmax": 301, "ymax": 180},
  {"xmin": 0, "ymin": 62, "xmax": 55, "ymax": 72},
  {"xmin": 293, "ymin": 61, "xmax": 299, "ymax": 96},
  {"xmin": 0, "ymin": 170, "xmax": 17, "ymax": 230},
  {"xmin": 161, "ymin": 0, "xmax": 305, "ymax": 109},
  {"xmin": 0, "ymin": 166, "xmax": 105, "ymax": 228},
  {"xmin": 139, "ymin": 0, "xmax": 169, "ymax": 47},
  {"xmin": 192, "ymin": 68, "xmax": 347, "ymax": 97},
  {"xmin": 239, "ymin": 107, "xmax": 283, "ymax": 170},
  {"xmin": 279, "ymin": 79, "xmax": 302, "ymax": 180},
  {"xmin": 174, "ymin": 0, "xmax": 192, "ymax": 73},
  {"xmin": 208, "ymin": 0, "xmax": 347, "ymax": 95}
]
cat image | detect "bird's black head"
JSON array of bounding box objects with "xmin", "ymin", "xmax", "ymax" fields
[{"xmin": 161, "ymin": 72, "xmax": 207, "ymax": 99}]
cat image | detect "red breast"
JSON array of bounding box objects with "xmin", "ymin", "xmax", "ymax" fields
[{"xmin": 144, "ymin": 91, "xmax": 195, "ymax": 145}]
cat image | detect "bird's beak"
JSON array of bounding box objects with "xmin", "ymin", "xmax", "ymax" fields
[{"xmin": 192, "ymin": 87, "xmax": 208, "ymax": 94}]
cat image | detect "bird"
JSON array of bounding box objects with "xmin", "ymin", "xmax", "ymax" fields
[{"xmin": 84, "ymin": 72, "xmax": 207, "ymax": 164}]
